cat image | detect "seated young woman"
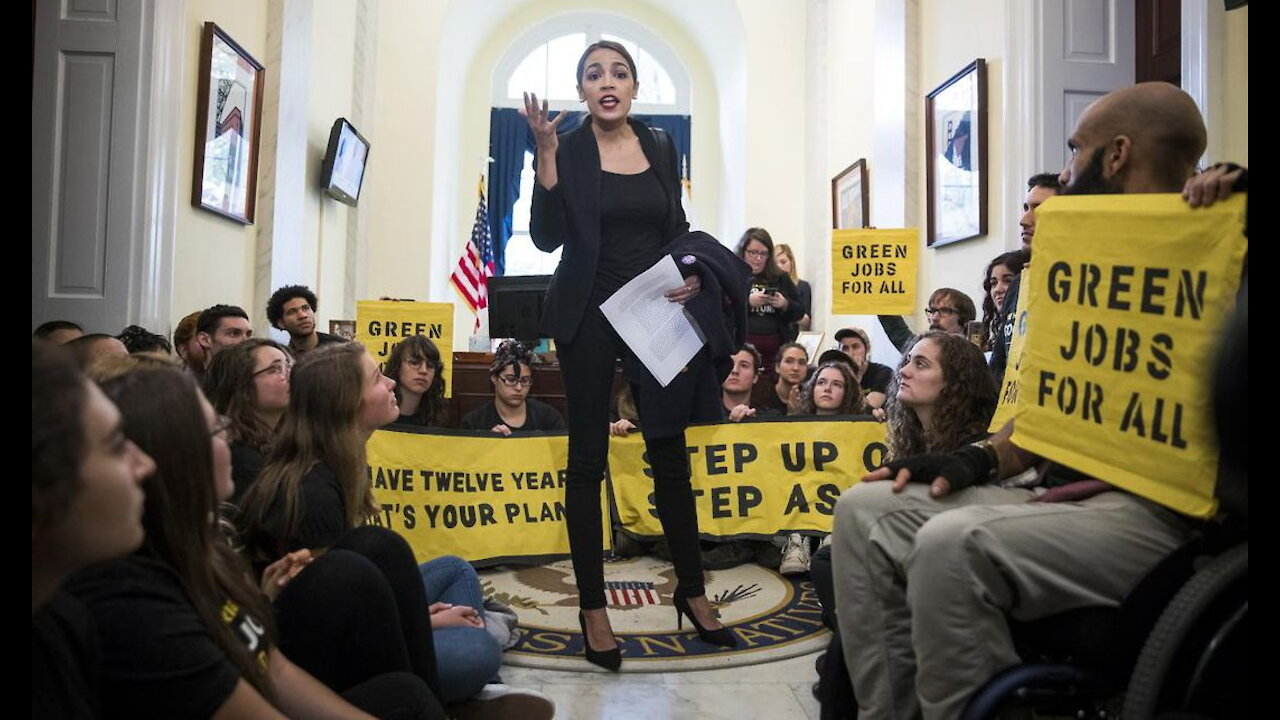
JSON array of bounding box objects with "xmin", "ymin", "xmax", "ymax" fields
[
  {"xmin": 459, "ymin": 341, "xmax": 565, "ymax": 435},
  {"xmin": 775, "ymin": 361, "xmax": 871, "ymax": 574},
  {"xmin": 883, "ymin": 331, "xmax": 996, "ymax": 460},
  {"xmin": 32, "ymin": 341, "xmax": 155, "ymax": 718},
  {"xmin": 68, "ymin": 358, "xmax": 443, "ymax": 719},
  {"xmin": 238, "ymin": 342, "xmax": 552, "ymax": 717},
  {"xmin": 203, "ymin": 338, "xmax": 294, "ymax": 502},
  {"xmin": 385, "ymin": 334, "xmax": 450, "ymax": 427}
]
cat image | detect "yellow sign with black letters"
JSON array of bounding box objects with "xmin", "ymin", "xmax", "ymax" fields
[
  {"xmin": 366, "ymin": 428, "xmax": 607, "ymax": 566},
  {"xmin": 1011, "ymin": 194, "xmax": 1247, "ymax": 518},
  {"xmin": 989, "ymin": 262, "xmax": 1032, "ymax": 432},
  {"xmin": 831, "ymin": 229, "xmax": 919, "ymax": 315},
  {"xmin": 356, "ymin": 300, "xmax": 454, "ymax": 397},
  {"xmin": 610, "ymin": 419, "xmax": 889, "ymax": 538}
]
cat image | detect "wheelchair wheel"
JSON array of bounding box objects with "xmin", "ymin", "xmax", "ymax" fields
[{"xmin": 1123, "ymin": 542, "xmax": 1248, "ymax": 720}]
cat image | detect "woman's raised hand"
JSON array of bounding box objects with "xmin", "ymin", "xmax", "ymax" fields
[{"xmin": 521, "ymin": 92, "xmax": 565, "ymax": 153}]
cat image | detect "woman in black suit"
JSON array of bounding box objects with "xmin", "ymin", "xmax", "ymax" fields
[{"xmin": 524, "ymin": 40, "xmax": 736, "ymax": 670}]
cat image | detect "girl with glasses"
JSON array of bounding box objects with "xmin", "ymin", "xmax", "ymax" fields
[
  {"xmin": 737, "ymin": 228, "xmax": 804, "ymax": 372},
  {"xmin": 204, "ymin": 338, "xmax": 295, "ymax": 502},
  {"xmin": 385, "ymin": 334, "xmax": 450, "ymax": 428},
  {"xmin": 460, "ymin": 341, "xmax": 564, "ymax": 436}
]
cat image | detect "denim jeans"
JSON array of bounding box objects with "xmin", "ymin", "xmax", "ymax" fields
[{"xmin": 419, "ymin": 556, "xmax": 501, "ymax": 703}]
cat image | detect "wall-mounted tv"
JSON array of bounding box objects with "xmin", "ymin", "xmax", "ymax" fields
[{"xmin": 320, "ymin": 118, "xmax": 370, "ymax": 206}]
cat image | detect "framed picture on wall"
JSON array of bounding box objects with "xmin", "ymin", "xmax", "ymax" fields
[
  {"xmin": 926, "ymin": 58, "xmax": 987, "ymax": 246},
  {"xmin": 192, "ymin": 22, "xmax": 265, "ymax": 224},
  {"xmin": 831, "ymin": 159, "xmax": 870, "ymax": 229}
]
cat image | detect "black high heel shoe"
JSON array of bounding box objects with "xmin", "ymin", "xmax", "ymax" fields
[
  {"xmin": 674, "ymin": 595, "xmax": 737, "ymax": 648},
  {"xmin": 578, "ymin": 611, "xmax": 622, "ymax": 671}
]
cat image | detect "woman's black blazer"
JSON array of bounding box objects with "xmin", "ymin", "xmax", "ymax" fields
[{"xmin": 529, "ymin": 116, "xmax": 689, "ymax": 345}]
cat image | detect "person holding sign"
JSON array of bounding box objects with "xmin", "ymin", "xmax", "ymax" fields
[
  {"xmin": 459, "ymin": 341, "xmax": 564, "ymax": 435},
  {"xmin": 386, "ymin": 334, "xmax": 450, "ymax": 428},
  {"xmin": 979, "ymin": 250, "xmax": 1028, "ymax": 352},
  {"xmin": 524, "ymin": 39, "xmax": 739, "ymax": 669},
  {"xmin": 833, "ymin": 83, "xmax": 1230, "ymax": 720},
  {"xmin": 777, "ymin": 361, "xmax": 869, "ymax": 574}
]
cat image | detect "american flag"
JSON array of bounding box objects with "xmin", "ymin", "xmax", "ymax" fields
[
  {"xmin": 450, "ymin": 177, "xmax": 495, "ymax": 330},
  {"xmin": 606, "ymin": 580, "xmax": 659, "ymax": 606}
]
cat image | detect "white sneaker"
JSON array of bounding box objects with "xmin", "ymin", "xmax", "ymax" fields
[
  {"xmin": 450, "ymin": 683, "xmax": 555, "ymax": 720},
  {"xmin": 779, "ymin": 533, "xmax": 811, "ymax": 575}
]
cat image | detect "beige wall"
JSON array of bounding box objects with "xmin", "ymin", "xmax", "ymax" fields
[
  {"xmin": 914, "ymin": 0, "xmax": 1009, "ymax": 331},
  {"xmin": 1222, "ymin": 6, "xmax": 1248, "ymax": 165},
  {"xmin": 171, "ymin": 0, "xmax": 267, "ymax": 327},
  {"xmin": 306, "ymin": 1, "xmax": 359, "ymax": 329}
]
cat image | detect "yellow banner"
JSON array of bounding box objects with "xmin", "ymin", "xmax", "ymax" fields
[
  {"xmin": 831, "ymin": 229, "xmax": 919, "ymax": 315},
  {"xmin": 989, "ymin": 261, "xmax": 1032, "ymax": 431},
  {"xmin": 356, "ymin": 300, "xmax": 454, "ymax": 397},
  {"xmin": 610, "ymin": 419, "xmax": 889, "ymax": 538},
  {"xmin": 366, "ymin": 428, "xmax": 609, "ymax": 565},
  {"xmin": 1012, "ymin": 194, "xmax": 1247, "ymax": 518}
]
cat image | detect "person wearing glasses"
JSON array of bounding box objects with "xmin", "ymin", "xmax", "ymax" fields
[
  {"xmin": 385, "ymin": 334, "xmax": 450, "ymax": 427},
  {"xmin": 461, "ymin": 341, "xmax": 565, "ymax": 436},
  {"xmin": 203, "ymin": 338, "xmax": 295, "ymax": 502},
  {"xmin": 877, "ymin": 287, "xmax": 977, "ymax": 353},
  {"xmin": 737, "ymin": 227, "xmax": 804, "ymax": 372}
]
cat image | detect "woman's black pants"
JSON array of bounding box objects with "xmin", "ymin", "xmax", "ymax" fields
[{"xmin": 558, "ymin": 307, "xmax": 709, "ymax": 610}]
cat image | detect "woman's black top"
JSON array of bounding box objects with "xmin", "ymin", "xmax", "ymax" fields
[
  {"xmin": 747, "ymin": 273, "xmax": 804, "ymax": 337},
  {"xmin": 67, "ymin": 556, "xmax": 267, "ymax": 718},
  {"xmin": 592, "ymin": 169, "xmax": 666, "ymax": 303}
]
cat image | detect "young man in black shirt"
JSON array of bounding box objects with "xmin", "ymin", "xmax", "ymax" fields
[{"xmin": 266, "ymin": 285, "xmax": 346, "ymax": 357}]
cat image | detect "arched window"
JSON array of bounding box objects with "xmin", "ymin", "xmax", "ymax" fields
[{"xmin": 491, "ymin": 18, "xmax": 691, "ymax": 277}]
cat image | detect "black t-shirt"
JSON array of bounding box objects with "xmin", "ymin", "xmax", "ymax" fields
[
  {"xmin": 459, "ymin": 398, "xmax": 566, "ymax": 433},
  {"xmin": 989, "ymin": 273, "xmax": 1022, "ymax": 379},
  {"xmin": 250, "ymin": 463, "xmax": 350, "ymax": 560},
  {"xmin": 229, "ymin": 441, "xmax": 265, "ymax": 504},
  {"xmin": 593, "ymin": 169, "xmax": 666, "ymax": 302},
  {"xmin": 749, "ymin": 381, "xmax": 791, "ymax": 416},
  {"xmin": 32, "ymin": 591, "xmax": 101, "ymax": 719},
  {"xmin": 860, "ymin": 362, "xmax": 893, "ymax": 395},
  {"xmin": 746, "ymin": 273, "xmax": 804, "ymax": 338},
  {"xmin": 66, "ymin": 557, "xmax": 257, "ymax": 719}
]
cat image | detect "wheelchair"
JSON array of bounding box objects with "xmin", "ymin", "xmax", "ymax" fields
[{"xmin": 813, "ymin": 533, "xmax": 1248, "ymax": 720}]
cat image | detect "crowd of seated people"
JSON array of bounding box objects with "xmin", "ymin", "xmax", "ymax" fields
[{"xmin": 33, "ymin": 81, "xmax": 1245, "ymax": 720}]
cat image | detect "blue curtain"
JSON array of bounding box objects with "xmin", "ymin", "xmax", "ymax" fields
[{"xmin": 487, "ymin": 108, "xmax": 691, "ymax": 275}]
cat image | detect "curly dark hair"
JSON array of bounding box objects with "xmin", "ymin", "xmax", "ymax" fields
[
  {"xmin": 266, "ymin": 285, "xmax": 318, "ymax": 330},
  {"xmin": 490, "ymin": 340, "xmax": 534, "ymax": 377},
  {"xmin": 385, "ymin": 335, "xmax": 448, "ymax": 427},
  {"xmin": 885, "ymin": 332, "xmax": 996, "ymax": 459},
  {"xmin": 118, "ymin": 324, "xmax": 173, "ymax": 354},
  {"xmin": 979, "ymin": 250, "xmax": 1029, "ymax": 350},
  {"xmin": 792, "ymin": 361, "xmax": 867, "ymax": 416}
]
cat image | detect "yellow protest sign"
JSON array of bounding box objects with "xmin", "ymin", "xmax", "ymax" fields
[
  {"xmin": 609, "ymin": 419, "xmax": 889, "ymax": 538},
  {"xmin": 831, "ymin": 229, "xmax": 919, "ymax": 315},
  {"xmin": 1012, "ymin": 194, "xmax": 1247, "ymax": 518},
  {"xmin": 356, "ymin": 300, "xmax": 454, "ymax": 397},
  {"xmin": 366, "ymin": 428, "xmax": 609, "ymax": 566},
  {"xmin": 989, "ymin": 261, "xmax": 1032, "ymax": 431}
]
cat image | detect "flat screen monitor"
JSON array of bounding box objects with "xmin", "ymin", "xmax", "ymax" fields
[
  {"xmin": 488, "ymin": 275, "xmax": 551, "ymax": 347},
  {"xmin": 320, "ymin": 118, "xmax": 370, "ymax": 206}
]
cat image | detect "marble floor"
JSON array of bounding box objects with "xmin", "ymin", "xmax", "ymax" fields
[{"xmin": 501, "ymin": 650, "xmax": 824, "ymax": 720}]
